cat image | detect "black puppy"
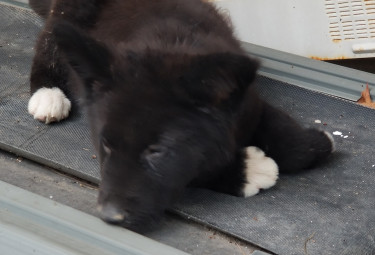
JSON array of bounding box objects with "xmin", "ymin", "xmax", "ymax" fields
[{"xmin": 28, "ymin": 0, "xmax": 334, "ymax": 231}]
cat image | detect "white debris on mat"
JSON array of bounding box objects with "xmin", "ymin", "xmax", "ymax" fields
[
  {"xmin": 332, "ymin": 131, "xmax": 350, "ymax": 139},
  {"xmin": 315, "ymin": 120, "xmax": 322, "ymax": 124},
  {"xmin": 333, "ymin": 131, "xmax": 342, "ymax": 136}
]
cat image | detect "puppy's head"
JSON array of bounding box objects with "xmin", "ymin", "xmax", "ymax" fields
[{"xmin": 53, "ymin": 22, "xmax": 259, "ymax": 231}]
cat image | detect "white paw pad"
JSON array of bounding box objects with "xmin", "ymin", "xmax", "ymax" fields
[
  {"xmin": 28, "ymin": 87, "xmax": 71, "ymax": 124},
  {"xmin": 242, "ymin": 146, "xmax": 279, "ymax": 197}
]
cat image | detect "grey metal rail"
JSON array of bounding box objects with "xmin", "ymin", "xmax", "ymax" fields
[
  {"xmin": 0, "ymin": 181, "xmax": 190, "ymax": 255},
  {"xmin": 242, "ymin": 42, "xmax": 375, "ymax": 101}
]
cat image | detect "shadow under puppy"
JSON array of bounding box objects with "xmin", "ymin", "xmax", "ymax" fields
[{"xmin": 28, "ymin": 0, "xmax": 334, "ymax": 232}]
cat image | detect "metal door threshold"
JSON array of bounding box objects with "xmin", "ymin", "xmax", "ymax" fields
[{"xmin": 0, "ymin": 180, "xmax": 189, "ymax": 255}]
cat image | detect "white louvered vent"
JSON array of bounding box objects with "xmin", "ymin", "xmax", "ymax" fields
[{"xmin": 326, "ymin": 0, "xmax": 375, "ymax": 41}]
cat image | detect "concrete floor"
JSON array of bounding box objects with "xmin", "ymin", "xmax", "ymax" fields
[{"xmin": 0, "ymin": 149, "xmax": 270, "ymax": 255}]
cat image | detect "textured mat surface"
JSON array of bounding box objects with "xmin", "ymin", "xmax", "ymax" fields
[{"xmin": 1, "ymin": 3, "xmax": 374, "ymax": 255}]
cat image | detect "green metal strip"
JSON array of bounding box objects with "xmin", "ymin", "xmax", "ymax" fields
[
  {"xmin": 0, "ymin": 0, "xmax": 28, "ymax": 9},
  {"xmin": 0, "ymin": 181, "xmax": 190, "ymax": 255}
]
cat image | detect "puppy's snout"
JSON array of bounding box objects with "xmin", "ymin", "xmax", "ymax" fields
[{"xmin": 97, "ymin": 202, "xmax": 127, "ymax": 224}]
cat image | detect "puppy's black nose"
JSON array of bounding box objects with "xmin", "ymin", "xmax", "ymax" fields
[{"xmin": 97, "ymin": 203, "xmax": 126, "ymax": 224}]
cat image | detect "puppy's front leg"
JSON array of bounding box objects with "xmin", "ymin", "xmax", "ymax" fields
[
  {"xmin": 253, "ymin": 102, "xmax": 334, "ymax": 173},
  {"xmin": 28, "ymin": 29, "xmax": 71, "ymax": 124}
]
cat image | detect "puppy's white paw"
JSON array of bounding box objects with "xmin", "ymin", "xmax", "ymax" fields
[
  {"xmin": 242, "ymin": 146, "xmax": 279, "ymax": 197},
  {"xmin": 28, "ymin": 87, "xmax": 71, "ymax": 124}
]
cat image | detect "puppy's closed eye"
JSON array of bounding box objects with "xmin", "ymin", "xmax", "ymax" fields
[
  {"xmin": 102, "ymin": 138, "xmax": 112, "ymax": 155},
  {"xmin": 141, "ymin": 145, "xmax": 169, "ymax": 176},
  {"xmin": 144, "ymin": 145, "xmax": 167, "ymax": 161}
]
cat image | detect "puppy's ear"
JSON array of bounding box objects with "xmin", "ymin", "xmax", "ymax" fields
[
  {"xmin": 180, "ymin": 53, "xmax": 259, "ymax": 106},
  {"xmin": 52, "ymin": 21, "xmax": 113, "ymax": 99}
]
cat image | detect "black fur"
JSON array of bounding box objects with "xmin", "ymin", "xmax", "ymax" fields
[{"xmin": 29, "ymin": 0, "xmax": 334, "ymax": 232}]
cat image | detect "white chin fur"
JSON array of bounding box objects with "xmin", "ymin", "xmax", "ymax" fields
[
  {"xmin": 28, "ymin": 87, "xmax": 71, "ymax": 124},
  {"xmin": 242, "ymin": 146, "xmax": 279, "ymax": 197}
]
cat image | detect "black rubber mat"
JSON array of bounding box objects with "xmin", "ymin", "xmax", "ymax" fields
[{"xmin": 1, "ymin": 3, "xmax": 374, "ymax": 255}]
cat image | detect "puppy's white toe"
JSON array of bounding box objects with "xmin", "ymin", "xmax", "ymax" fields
[
  {"xmin": 28, "ymin": 87, "xmax": 71, "ymax": 124},
  {"xmin": 242, "ymin": 146, "xmax": 279, "ymax": 197}
]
